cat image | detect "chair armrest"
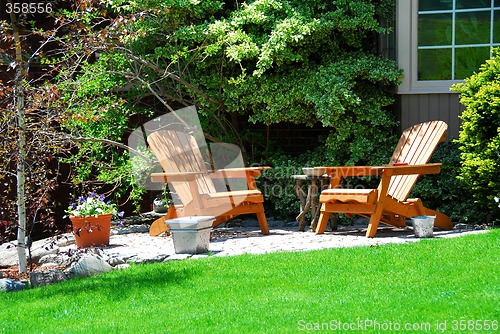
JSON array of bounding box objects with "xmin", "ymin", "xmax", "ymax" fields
[
  {"xmin": 210, "ymin": 166, "xmax": 271, "ymax": 179},
  {"xmin": 151, "ymin": 171, "xmax": 205, "ymax": 183},
  {"xmin": 373, "ymin": 163, "xmax": 442, "ymax": 175},
  {"xmin": 315, "ymin": 166, "xmax": 382, "ymax": 177}
]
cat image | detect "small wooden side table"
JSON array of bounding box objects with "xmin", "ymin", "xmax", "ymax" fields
[{"xmin": 291, "ymin": 174, "xmax": 337, "ymax": 231}]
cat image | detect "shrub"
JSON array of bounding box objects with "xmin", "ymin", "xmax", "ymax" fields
[
  {"xmin": 56, "ymin": 0, "xmax": 401, "ymax": 212},
  {"xmin": 410, "ymin": 142, "xmax": 487, "ymax": 224},
  {"xmin": 451, "ymin": 48, "xmax": 500, "ymax": 225}
]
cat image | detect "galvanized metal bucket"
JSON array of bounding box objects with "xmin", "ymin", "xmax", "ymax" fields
[
  {"xmin": 411, "ymin": 216, "xmax": 436, "ymax": 238},
  {"xmin": 168, "ymin": 216, "xmax": 215, "ymax": 254}
]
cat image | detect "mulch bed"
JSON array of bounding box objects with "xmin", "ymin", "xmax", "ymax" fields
[
  {"xmin": 1, "ymin": 264, "xmax": 65, "ymax": 281},
  {"xmin": 1, "ymin": 266, "xmax": 30, "ymax": 281}
]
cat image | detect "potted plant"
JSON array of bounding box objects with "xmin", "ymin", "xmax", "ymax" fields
[
  {"xmin": 66, "ymin": 192, "xmax": 124, "ymax": 249},
  {"xmin": 153, "ymin": 187, "xmax": 173, "ymax": 213}
]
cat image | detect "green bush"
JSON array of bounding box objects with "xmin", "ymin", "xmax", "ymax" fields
[
  {"xmin": 410, "ymin": 142, "xmax": 487, "ymax": 224},
  {"xmin": 55, "ymin": 0, "xmax": 401, "ymax": 211},
  {"xmin": 451, "ymin": 48, "xmax": 500, "ymax": 225}
]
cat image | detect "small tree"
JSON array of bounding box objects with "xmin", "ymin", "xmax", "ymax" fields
[
  {"xmin": 451, "ymin": 48, "xmax": 500, "ymax": 224},
  {"xmin": 0, "ymin": 0, "xmax": 132, "ymax": 273}
]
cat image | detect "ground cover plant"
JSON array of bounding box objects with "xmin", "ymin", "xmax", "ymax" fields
[{"xmin": 1, "ymin": 230, "xmax": 498, "ymax": 333}]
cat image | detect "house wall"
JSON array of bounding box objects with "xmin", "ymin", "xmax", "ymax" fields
[{"xmin": 396, "ymin": 93, "xmax": 465, "ymax": 140}]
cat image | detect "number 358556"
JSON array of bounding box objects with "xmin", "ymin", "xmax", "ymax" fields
[{"xmin": 6, "ymin": 2, "xmax": 53, "ymax": 14}]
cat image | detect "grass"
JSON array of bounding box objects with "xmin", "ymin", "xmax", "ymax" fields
[{"xmin": 1, "ymin": 230, "xmax": 499, "ymax": 333}]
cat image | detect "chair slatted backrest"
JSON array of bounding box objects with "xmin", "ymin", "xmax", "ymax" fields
[
  {"xmin": 147, "ymin": 130, "xmax": 216, "ymax": 207},
  {"xmin": 385, "ymin": 121, "xmax": 448, "ymax": 201}
]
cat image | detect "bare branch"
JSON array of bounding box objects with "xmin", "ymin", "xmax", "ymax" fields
[{"xmin": 56, "ymin": 133, "xmax": 156, "ymax": 166}]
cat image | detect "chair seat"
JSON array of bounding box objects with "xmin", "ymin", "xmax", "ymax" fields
[{"xmin": 320, "ymin": 189, "xmax": 378, "ymax": 204}]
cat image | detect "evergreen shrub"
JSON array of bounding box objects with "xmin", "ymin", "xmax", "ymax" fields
[{"xmin": 451, "ymin": 48, "xmax": 500, "ymax": 225}]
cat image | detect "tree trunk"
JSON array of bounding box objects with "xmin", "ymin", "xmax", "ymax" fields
[{"xmin": 10, "ymin": 5, "xmax": 28, "ymax": 274}]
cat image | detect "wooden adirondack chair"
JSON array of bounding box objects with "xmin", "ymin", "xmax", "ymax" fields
[
  {"xmin": 315, "ymin": 120, "xmax": 453, "ymax": 237},
  {"xmin": 147, "ymin": 130, "xmax": 270, "ymax": 236}
]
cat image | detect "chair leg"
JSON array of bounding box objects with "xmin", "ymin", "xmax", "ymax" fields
[
  {"xmin": 412, "ymin": 199, "xmax": 453, "ymax": 230},
  {"xmin": 423, "ymin": 209, "xmax": 453, "ymax": 230},
  {"xmin": 315, "ymin": 205, "xmax": 330, "ymax": 234},
  {"xmin": 434, "ymin": 212, "xmax": 453, "ymax": 230},
  {"xmin": 366, "ymin": 207, "xmax": 384, "ymax": 238},
  {"xmin": 255, "ymin": 205, "xmax": 270, "ymax": 235},
  {"xmin": 149, "ymin": 205, "xmax": 176, "ymax": 236},
  {"xmin": 213, "ymin": 215, "xmax": 233, "ymax": 227},
  {"xmin": 382, "ymin": 214, "xmax": 406, "ymax": 228}
]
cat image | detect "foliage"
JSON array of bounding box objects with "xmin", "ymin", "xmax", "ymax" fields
[
  {"xmin": 410, "ymin": 142, "xmax": 488, "ymax": 224},
  {"xmin": 65, "ymin": 192, "xmax": 124, "ymax": 218},
  {"xmin": 451, "ymin": 48, "xmax": 500, "ymax": 224},
  {"xmin": 0, "ymin": 14, "xmax": 70, "ymax": 244},
  {"xmin": 1, "ymin": 230, "xmax": 499, "ymax": 332},
  {"xmin": 55, "ymin": 0, "xmax": 401, "ymax": 204},
  {"xmin": 227, "ymin": 52, "xmax": 401, "ymax": 164},
  {"xmin": 0, "ymin": 1, "xmax": 139, "ymax": 245},
  {"xmin": 0, "ymin": 102, "xmax": 61, "ymax": 243}
]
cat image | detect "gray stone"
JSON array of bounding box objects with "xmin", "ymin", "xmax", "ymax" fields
[
  {"xmin": 163, "ymin": 254, "xmax": 191, "ymax": 261},
  {"xmin": 111, "ymin": 213, "xmax": 157, "ymax": 227},
  {"xmin": 38, "ymin": 252, "xmax": 80, "ymax": 268},
  {"xmin": 40, "ymin": 262, "xmax": 60, "ymax": 269},
  {"xmin": 0, "ymin": 242, "xmax": 19, "ymax": 267},
  {"xmin": 111, "ymin": 224, "xmax": 150, "ymax": 235},
  {"xmin": 453, "ymin": 223, "xmax": 483, "ymax": 230},
  {"xmin": 29, "ymin": 244, "xmax": 60, "ymax": 264},
  {"xmin": 53, "ymin": 235, "xmax": 75, "ymax": 247},
  {"xmin": 126, "ymin": 254, "xmax": 169, "ymax": 264},
  {"xmin": 30, "ymin": 270, "xmax": 67, "ymax": 287},
  {"xmin": 65, "ymin": 254, "xmax": 113, "ymax": 278},
  {"xmin": 107, "ymin": 257, "xmax": 126, "ymax": 267},
  {"xmin": 0, "ymin": 278, "xmax": 25, "ymax": 292},
  {"xmin": 93, "ymin": 249, "xmax": 110, "ymax": 262},
  {"xmin": 58, "ymin": 254, "xmax": 80, "ymax": 268},
  {"xmin": 113, "ymin": 264, "xmax": 131, "ymax": 270},
  {"xmin": 38, "ymin": 254, "xmax": 60, "ymax": 265}
]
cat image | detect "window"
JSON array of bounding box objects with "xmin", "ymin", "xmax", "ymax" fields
[{"xmin": 397, "ymin": 0, "xmax": 500, "ymax": 93}]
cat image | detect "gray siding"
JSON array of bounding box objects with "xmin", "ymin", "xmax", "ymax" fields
[{"xmin": 397, "ymin": 93, "xmax": 465, "ymax": 140}]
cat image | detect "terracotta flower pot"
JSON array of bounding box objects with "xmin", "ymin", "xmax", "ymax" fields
[{"xmin": 69, "ymin": 214, "xmax": 112, "ymax": 249}]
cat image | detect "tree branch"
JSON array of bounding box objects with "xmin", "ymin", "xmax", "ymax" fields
[{"xmin": 48, "ymin": 132, "xmax": 156, "ymax": 166}]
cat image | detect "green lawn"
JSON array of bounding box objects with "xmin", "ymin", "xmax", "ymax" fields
[{"xmin": 1, "ymin": 230, "xmax": 499, "ymax": 333}]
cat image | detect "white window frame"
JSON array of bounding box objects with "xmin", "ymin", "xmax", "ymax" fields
[{"xmin": 396, "ymin": 0, "xmax": 500, "ymax": 94}]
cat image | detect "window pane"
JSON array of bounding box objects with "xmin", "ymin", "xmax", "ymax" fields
[
  {"xmin": 455, "ymin": 47, "xmax": 490, "ymax": 79},
  {"xmin": 419, "ymin": 0, "xmax": 453, "ymax": 11},
  {"xmin": 455, "ymin": 11, "xmax": 491, "ymax": 44},
  {"xmin": 496, "ymin": 0, "xmax": 500, "ymax": 7},
  {"xmin": 419, "ymin": 13, "xmax": 453, "ymax": 46},
  {"xmin": 418, "ymin": 48, "xmax": 452, "ymax": 80},
  {"xmin": 457, "ymin": 0, "xmax": 491, "ymax": 9},
  {"xmin": 495, "ymin": 10, "xmax": 500, "ymax": 43}
]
